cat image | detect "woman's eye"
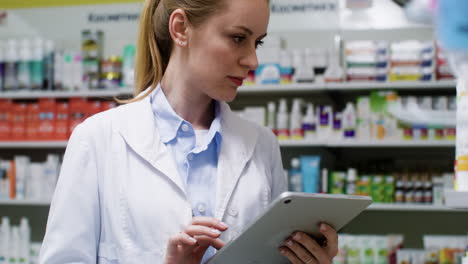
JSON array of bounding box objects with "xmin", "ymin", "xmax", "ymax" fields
[
  {"xmin": 255, "ymin": 40, "xmax": 264, "ymax": 49},
  {"xmin": 232, "ymin": 36, "xmax": 245, "ymax": 43}
]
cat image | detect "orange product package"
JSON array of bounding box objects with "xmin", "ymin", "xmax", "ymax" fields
[
  {"xmin": 11, "ymin": 103, "xmax": 27, "ymax": 141},
  {"xmin": 0, "ymin": 99, "xmax": 13, "ymax": 141},
  {"xmin": 100, "ymin": 101, "xmax": 117, "ymax": 112},
  {"xmin": 26, "ymin": 103, "xmax": 40, "ymax": 141},
  {"xmin": 38, "ymin": 98, "xmax": 57, "ymax": 140},
  {"xmin": 88, "ymin": 100, "xmax": 102, "ymax": 117},
  {"xmin": 69, "ymin": 98, "xmax": 88, "ymax": 134},
  {"xmin": 55, "ymin": 101, "xmax": 70, "ymax": 140}
]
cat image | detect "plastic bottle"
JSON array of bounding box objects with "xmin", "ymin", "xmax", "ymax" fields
[
  {"xmin": 0, "ymin": 41, "xmax": 5, "ymax": 91},
  {"xmin": 342, "ymin": 102, "xmax": 357, "ymax": 139},
  {"xmin": 279, "ymin": 50, "xmax": 293, "ymax": 84},
  {"xmin": 288, "ymin": 158, "xmax": 302, "ymax": 192},
  {"xmin": 292, "ymin": 49, "xmax": 314, "ymax": 83},
  {"xmin": 43, "ymin": 154, "xmax": 59, "ymax": 201},
  {"xmin": 302, "ymin": 103, "xmax": 316, "ymax": 140},
  {"xmin": 72, "ymin": 52, "xmax": 83, "ymax": 90},
  {"xmin": 0, "ymin": 217, "xmax": 10, "ymax": 264},
  {"xmin": 122, "ymin": 44, "xmax": 135, "ymax": 88},
  {"xmin": 345, "ymin": 168, "xmax": 357, "ymax": 195},
  {"xmin": 31, "ymin": 38, "xmax": 44, "ymax": 91},
  {"xmin": 62, "ymin": 52, "xmax": 73, "ymax": 91},
  {"xmin": 18, "ymin": 39, "xmax": 32, "ymax": 90},
  {"xmin": 19, "ymin": 218, "xmax": 30, "ymax": 264},
  {"xmin": 10, "ymin": 227, "xmax": 20, "ymax": 264},
  {"xmin": 53, "ymin": 50, "xmax": 64, "ymax": 90},
  {"xmin": 318, "ymin": 105, "xmax": 332, "ymax": 139},
  {"xmin": 4, "ymin": 39, "xmax": 19, "ymax": 91},
  {"xmin": 44, "ymin": 40, "xmax": 55, "ymax": 90},
  {"xmin": 289, "ymin": 98, "xmax": 304, "ymax": 140},
  {"xmin": 266, "ymin": 101, "xmax": 276, "ymax": 135},
  {"xmin": 276, "ymin": 98, "xmax": 289, "ymax": 140}
]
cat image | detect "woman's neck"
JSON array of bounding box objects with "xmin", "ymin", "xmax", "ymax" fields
[{"xmin": 160, "ymin": 63, "xmax": 215, "ymax": 130}]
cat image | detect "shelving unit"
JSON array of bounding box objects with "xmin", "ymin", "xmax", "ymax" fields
[
  {"xmin": 0, "ymin": 200, "xmax": 51, "ymax": 206},
  {"xmin": 0, "ymin": 139, "xmax": 455, "ymax": 149},
  {"xmin": 0, "ymin": 80, "xmax": 456, "ymax": 99}
]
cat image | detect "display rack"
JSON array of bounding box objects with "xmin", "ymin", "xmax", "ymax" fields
[
  {"xmin": 0, "ymin": 139, "xmax": 455, "ymax": 149},
  {"xmin": 0, "ymin": 81, "xmax": 456, "ymax": 99}
]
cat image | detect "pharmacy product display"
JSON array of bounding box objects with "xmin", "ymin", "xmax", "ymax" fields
[
  {"xmin": 0, "ymin": 217, "xmax": 41, "ymax": 264},
  {"xmin": 0, "ymin": 33, "xmax": 135, "ymax": 92},
  {"xmin": 286, "ymin": 156, "xmax": 455, "ymax": 205},
  {"xmin": 237, "ymin": 93, "xmax": 455, "ymax": 142},
  {"xmin": 0, "ymin": 98, "xmax": 116, "ymax": 141},
  {"xmin": 0, "ymin": 154, "xmax": 61, "ymax": 202}
]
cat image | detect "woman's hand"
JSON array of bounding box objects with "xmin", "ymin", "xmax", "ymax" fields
[
  {"xmin": 278, "ymin": 223, "xmax": 338, "ymax": 264},
  {"xmin": 163, "ymin": 216, "xmax": 228, "ymax": 264}
]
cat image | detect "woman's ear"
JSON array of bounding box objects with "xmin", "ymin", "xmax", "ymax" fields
[{"xmin": 168, "ymin": 8, "xmax": 189, "ymax": 47}]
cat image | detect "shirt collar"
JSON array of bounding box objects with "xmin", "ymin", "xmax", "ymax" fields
[{"xmin": 150, "ymin": 84, "xmax": 223, "ymax": 152}]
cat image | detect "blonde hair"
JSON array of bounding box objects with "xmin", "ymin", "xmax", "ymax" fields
[{"xmin": 118, "ymin": 0, "xmax": 225, "ymax": 103}]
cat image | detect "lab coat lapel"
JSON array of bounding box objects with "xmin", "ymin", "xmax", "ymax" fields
[
  {"xmin": 115, "ymin": 95, "xmax": 185, "ymax": 195},
  {"xmin": 215, "ymin": 102, "xmax": 259, "ymax": 220}
]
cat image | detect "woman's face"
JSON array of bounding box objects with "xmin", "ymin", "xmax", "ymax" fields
[{"xmin": 185, "ymin": 0, "xmax": 269, "ymax": 102}]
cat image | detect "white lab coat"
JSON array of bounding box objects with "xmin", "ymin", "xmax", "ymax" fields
[{"xmin": 39, "ymin": 95, "xmax": 287, "ymax": 264}]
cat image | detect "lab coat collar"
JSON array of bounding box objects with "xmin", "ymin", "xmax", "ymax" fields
[{"xmin": 114, "ymin": 91, "xmax": 259, "ymax": 215}]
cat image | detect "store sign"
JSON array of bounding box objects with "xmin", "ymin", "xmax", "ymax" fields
[
  {"xmin": 269, "ymin": 0, "xmax": 339, "ymax": 31},
  {"xmin": 88, "ymin": 12, "xmax": 140, "ymax": 23},
  {"xmin": 271, "ymin": 0, "xmax": 338, "ymax": 14}
]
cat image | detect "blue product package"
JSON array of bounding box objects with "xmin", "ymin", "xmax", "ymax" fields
[
  {"xmin": 437, "ymin": 1, "xmax": 468, "ymax": 51},
  {"xmin": 300, "ymin": 156, "xmax": 321, "ymax": 193},
  {"xmin": 254, "ymin": 63, "xmax": 281, "ymax": 84}
]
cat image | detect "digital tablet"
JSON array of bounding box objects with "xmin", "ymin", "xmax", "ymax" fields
[{"xmin": 207, "ymin": 192, "xmax": 372, "ymax": 264}]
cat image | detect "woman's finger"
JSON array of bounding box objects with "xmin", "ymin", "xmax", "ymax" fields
[
  {"xmin": 166, "ymin": 232, "xmax": 198, "ymax": 257},
  {"xmin": 319, "ymin": 223, "xmax": 339, "ymax": 257},
  {"xmin": 278, "ymin": 246, "xmax": 306, "ymax": 264},
  {"xmin": 185, "ymin": 225, "xmax": 223, "ymax": 239},
  {"xmin": 193, "ymin": 235, "xmax": 225, "ymax": 250},
  {"xmin": 291, "ymin": 232, "xmax": 330, "ymax": 264},
  {"xmin": 283, "ymin": 238, "xmax": 317, "ymax": 264},
  {"xmin": 191, "ymin": 216, "xmax": 229, "ymax": 231}
]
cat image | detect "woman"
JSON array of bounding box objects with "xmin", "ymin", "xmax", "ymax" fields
[{"xmin": 39, "ymin": 0, "xmax": 338, "ymax": 263}]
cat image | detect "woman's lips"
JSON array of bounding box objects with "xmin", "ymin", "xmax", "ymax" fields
[{"xmin": 228, "ymin": 76, "xmax": 244, "ymax": 86}]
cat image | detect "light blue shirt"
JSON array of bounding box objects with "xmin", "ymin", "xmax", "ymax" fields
[{"xmin": 150, "ymin": 84, "xmax": 222, "ymax": 262}]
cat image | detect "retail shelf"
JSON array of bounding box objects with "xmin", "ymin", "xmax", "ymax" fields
[
  {"xmin": 0, "ymin": 200, "xmax": 50, "ymax": 206},
  {"xmin": 278, "ymin": 139, "xmax": 325, "ymax": 147},
  {"xmin": 367, "ymin": 203, "xmax": 468, "ymax": 212},
  {"xmin": 0, "ymin": 81, "xmax": 455, "ymax": 99},
  {"xmin": 278, "ymin": 139, "xmax": 455, "ymax": 148},
  {"xmin": 445, "ymin": 190, "xmax": 468, "ymax": 209},
  {"xmin": 238, "ymin": 83, "xmax": 325, "ymax": 93},
  {"xmin": 0, "ymin": 89, "xmax": 134, "ymax": 99},
  {"xmin": 0, "ymin": 141, "xmax": 68, "ymax": 148},
  {"xmin": 327, "ymin": 139, "xmax": 455, "ymax": 147},
  {"xmin": 326, "ymin": 80, "xmax": 456, "ymax": 90},
  {"xmin": 0, "ymin": 139, "xmax": 454, "ymax": 149}
]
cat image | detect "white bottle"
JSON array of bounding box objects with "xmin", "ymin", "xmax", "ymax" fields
[
  {"xmin": 10, "ymin": 227, "xmax": 20, "ymax": 264},
  {"xmin": 0, "ymin": 217, "xmax": 10, "ymax": 264},
  {"xmin": 72, "ymin": 52, "xmax": 84, "ymax": 91},
  {"xmin": 62, "ymin": 52, "xmax": 73, "ymax": 91},
  {"xmin": 302, "ymin": 103, "xmax": 317, "ymax": 140},
  {"xmin": 289, "ymin": 98, "xmax": 304, "ymax": 140},
  {"xmin": 266, "ymin": 101, "xmax": 276, "ymax": 134},
  {"xmin": 19, "ymin": 218, "xmax": 30, "ymax": 264},
  {"xmin": 292, "ymin": 49, "xmax": 314, "ymax": 83},
  {"xmin": 44, "ymin": 40, "xmax": 55, "ymax": 91},
  {"xmin": 27, "ymin": 163, "xmax": 44, "ymax": 201},
  {"xmin": 31, "ymin": 38, "xmax": 44, "ymax": 91},
  {"xmin": 4, "ymin": 39, "xmax": 19, "ymax": 91},
  {"xmin": 342, "ymin": 102, "xmax": 357, "ymax": 139},
  {"xmin": 43, "ymin": 154, "xmax": 60, "ymax": 201},
  {"xmin": 288, "ymin": 158, "xmax": 303, "ymax": 192},
  {"xmin": 18, "ymin": 39, "xmax": 32, "ymax": 90},
  {"xmin": 276, "ymin": 98, "xmax": 289, "ymax": 140},
  {"xmin": 14, "ymin": 156, "xmax": 30, "ymax": 200}
]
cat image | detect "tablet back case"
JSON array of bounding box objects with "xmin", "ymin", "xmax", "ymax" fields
[{"xmin": 208, "ymin": 192, "xmax": 372, "ymax": 264}]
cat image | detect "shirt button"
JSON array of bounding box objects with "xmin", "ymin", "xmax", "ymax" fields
[
  {"xmin": 181, "ymin": 124, "xmax": 190, "ymax": 132},
  {"xmin": 228, "ymin": 208, "xmax": 238, "ymax": 217},
  {"xmin": 187, "ymin": 153, "xmax": 194, "ymax": 161},
  {"xmin": 197, "ymin": 203, "xmax": 206, "ymax": 214}
]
